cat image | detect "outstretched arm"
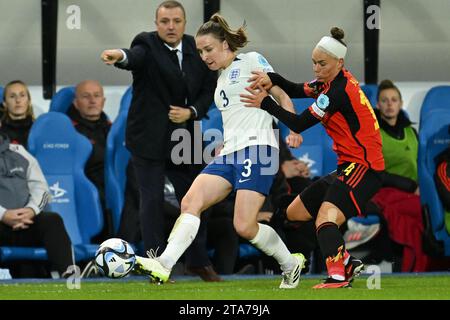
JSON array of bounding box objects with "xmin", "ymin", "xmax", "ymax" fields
[
  {"xmin": 261, "ymin": 95, "xmax": 320, "ymax": 134},
  {"xmin": 268, "ymin": 86, "xmax": 303, "ymax": 148},
  {"xmin": 101, "ymin": 33, "xmax": 150, "ymax": 71},
  {"xmin": 241, "ymin": 85, "xmax": 319, "ymax": 134},
  {"xmin": 248, "ymin": 71, "xmax": 324, "ymax": 99},
  {"xmin": 267, "ymin": 73, "xmax": 308, "ymax": 98},
  {"xmin": 101, "ymin": 49, "xmax": 124, "ymax": 65}
]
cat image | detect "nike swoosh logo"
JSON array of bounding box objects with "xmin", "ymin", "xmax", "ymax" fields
[{"xmin": 238, "ymin": 178, "xmax": 251, "ymax": 183}]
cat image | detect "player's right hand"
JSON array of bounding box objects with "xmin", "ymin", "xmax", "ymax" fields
[
  {"xmin": 248, "ymin": 71, "xmax": 273, "ymax": 91},
  {"xmin": 101, "ymin": 49, "xmax": 123, "ymax": 65}
]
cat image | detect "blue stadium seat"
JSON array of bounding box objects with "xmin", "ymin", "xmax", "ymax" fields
[
  {"xmin": 0, "ymin": 247, "xmax": 49, "ymax": 263},
  {"xmin": 119, "ymin": 86, "xmax": 132, "ymax": 114},
  {"xmin": 49, "ymin": 86, "xmax": 76, "ymax": 113},
  {"xmin": 361, "ymin": 84, "xmax": 378, "ymax": 109},
  {"xmin": 420, "ymin": 86, "xmax": 450, "ymax": 127},
  {"xmin": 27, "ymin": 112, "xmax": 104, "ymax": 260},
  {"xmin": 278, "ymin": 98, "xmax": 337, "ymax": 177},
  {"xmin": 105, "ymin": 110, "xmax": 130, "ymax": 234},
  {"xmin": 418, "ymin": 110, "xmax": 450, "ymax": 256}
]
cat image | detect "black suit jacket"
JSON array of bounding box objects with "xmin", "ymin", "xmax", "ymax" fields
[{"xmin": 116, "ymin": 31, "xmax": 217, "ymax": 161}]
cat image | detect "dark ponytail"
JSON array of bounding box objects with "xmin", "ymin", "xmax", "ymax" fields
[{"xmin": 196, "ymin": 13, "xmax": 248, "ymax": 52}]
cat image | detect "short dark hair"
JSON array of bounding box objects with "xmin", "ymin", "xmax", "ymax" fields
[
  {"xmin": 377, "ymin": 79, "xmax": 402, "ymax": 102},
  {"xmin": 156, "ymin": 0, "xmax": 185, "ymax": 19}
]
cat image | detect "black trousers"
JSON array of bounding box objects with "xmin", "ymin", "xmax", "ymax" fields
[
  {"xmin": 132, "ymin": 155, "xmax": 211, "ymax": 268},
  {"xmin": 0, "ymin": 212, "xmax": 73, "ymax": 275},
  {"xmin": 117, "ymin": 162, "xmax": 141, "ymax": 244}
]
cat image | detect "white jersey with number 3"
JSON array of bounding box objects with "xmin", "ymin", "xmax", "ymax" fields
[{"xmin": 214, "ymin": 52, "xmax": 279, "ymax": 156}]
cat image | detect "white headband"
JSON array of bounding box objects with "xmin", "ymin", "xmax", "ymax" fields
[{"xmin": 315, "ymin": 36, "xmax": 347, "ymax": 59}]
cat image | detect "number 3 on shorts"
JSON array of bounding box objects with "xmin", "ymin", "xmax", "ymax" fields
[{"xmin": 242, "ymin": 159, "xmax": 252, "ymax": 178}]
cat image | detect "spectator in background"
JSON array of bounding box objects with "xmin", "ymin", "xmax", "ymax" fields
[
  {"xmin": 0, "ymin": 80, "xmax": 35, "ymax": 147},
  {"xmin": 67, "ymin": 80, "xmax": 113, "ymax": 242},
  {"xmin": 350, "ymin": 79, "xmax": 429, "ymax": 272},
  {"xmin": 0, "ymin": 132, "xmax": 73, "ymax": 278},
  {"xmin": 376, "ymin": 80, "xmax": 419, "ymax": 194}
]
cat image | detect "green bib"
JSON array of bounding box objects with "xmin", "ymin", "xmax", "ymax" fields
[{"xmin": 381, "ymin": 126, "xmax": 418, "ymax": 182}]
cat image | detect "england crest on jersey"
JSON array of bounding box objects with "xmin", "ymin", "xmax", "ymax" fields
[{"xmin": 229, "ymin": 68, "xmax": 240, "ymax": 82}]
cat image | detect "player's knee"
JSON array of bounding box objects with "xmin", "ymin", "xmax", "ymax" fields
[
  {"xmin": 315, "ymin": 205, "xmax": 346, "ymax": 228},
  {"xmin": 180, "ymin": 194, "xmax": 192, "ymax": 213},
  {"xmin": 180, "ymin": 193, "xmax": 201, "ymax": 213},
  {"xmin": 315, "ymin": 211, "xmax": 336, "ymax": 228},
  {"xmin": 233, "ymin": 219, "xmax": 255, "ymax": 240}
]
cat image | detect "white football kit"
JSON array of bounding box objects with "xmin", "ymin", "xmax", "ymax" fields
[{"xmin": 214, "ymin": 52, "xmax": 279, "ymax": 156}]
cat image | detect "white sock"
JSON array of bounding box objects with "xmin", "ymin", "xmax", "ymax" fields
[
  {"xmin": 249, "ymin": 223, "xmax": 296, "ymax": 272},
  {"xmin": 159, "ymin": 213, "xmax": 200, "ymax": 270}
]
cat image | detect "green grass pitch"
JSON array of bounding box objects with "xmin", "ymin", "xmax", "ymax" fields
[{"xmin": 0, "ymin": 274, "xmax": 449, "ymax": 300}]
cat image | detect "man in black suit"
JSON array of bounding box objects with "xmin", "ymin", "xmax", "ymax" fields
[{"xmin": 101, "ymin": 1, "xmax": 220, "ymax": 281}]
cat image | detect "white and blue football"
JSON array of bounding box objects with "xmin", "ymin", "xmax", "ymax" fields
[{"xmin": 94, "ymin": 238, "xmax": 136, "ymax": 278}]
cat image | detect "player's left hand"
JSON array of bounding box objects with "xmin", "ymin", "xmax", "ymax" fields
[
  {"xmin": 286, "ymin": 131, "xmax": 303, "ymax": 148},
  {"xmin": 169, "ymin": 106, "xmax": 191, "ymax": 123},
  {"xmin": 240, "ymin": 84, "xmax": 269, "ymax": 108}
]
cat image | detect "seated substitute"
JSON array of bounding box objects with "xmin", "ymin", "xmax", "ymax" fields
[{"xmin": 0, "ymin": 133, "xmax": 73, "ymax": 278}]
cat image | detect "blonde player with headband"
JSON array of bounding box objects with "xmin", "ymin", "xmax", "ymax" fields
[
  {"xmin": 133, "ymin": 14, "xmax": 308, "ymax": 289},
  {"xmin": 241, "ymin": 27, "xmax": 385, "ymax": 288}
]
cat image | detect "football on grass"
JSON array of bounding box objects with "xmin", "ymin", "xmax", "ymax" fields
[{"xmin": 95, "ymin": 238, "xmax": 136, "ymax": 278}]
